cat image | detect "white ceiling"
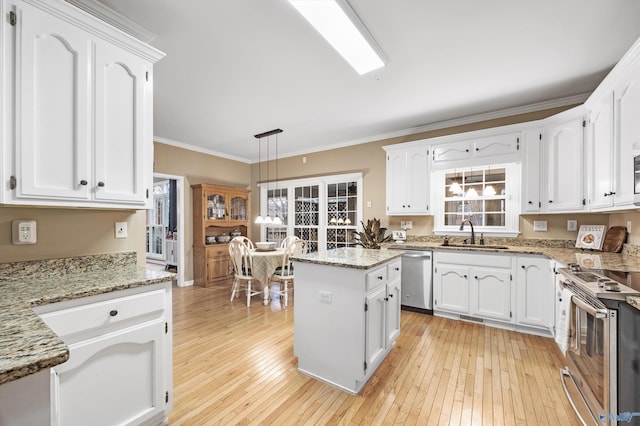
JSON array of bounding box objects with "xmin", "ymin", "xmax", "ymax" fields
[{"xmin": 94, "ymin": 0, "xmax": 640, "ymax": 163}]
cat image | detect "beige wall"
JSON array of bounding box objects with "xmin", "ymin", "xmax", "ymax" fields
[
  {"xmin": 0, "ymin": 206, "xmax": 146, "ymax": 264},
  {"xmin": 153, "ymin": 142, "xmax": 251, "ymax": 282}
]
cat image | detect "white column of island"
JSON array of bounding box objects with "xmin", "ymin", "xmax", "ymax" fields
[{"xmin": 291, "ymin": 247, "xmax": 402, "ymax": 394}]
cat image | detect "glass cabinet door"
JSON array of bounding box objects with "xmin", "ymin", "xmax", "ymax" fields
[
  {"xmin": 229, "ymin": 195, "xmax": 247, "ymax": 221},
  {"xmin": 206, "ymin": 193, "xmax": 227, "ymax": 220}
]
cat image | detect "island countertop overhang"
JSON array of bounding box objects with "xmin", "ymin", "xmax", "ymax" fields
[{"xmin": 291, "ymin": 247, "xmax": 402, "ymax": 270}]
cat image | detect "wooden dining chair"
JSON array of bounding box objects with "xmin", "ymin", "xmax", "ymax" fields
[
  {"xmin": 228, "ymin": 239, "xmax": 261, "ymax": 307},
  {"xmin": 231, "ymin": 235, "xmax": 255, "ymax": 250},
  {"xmin": 279, "ymin": 235, "xmax": 299, "ymax": 249},
  {"xmin": 271, "ymin": 239, "xmax": 307, "ymax": 307}
]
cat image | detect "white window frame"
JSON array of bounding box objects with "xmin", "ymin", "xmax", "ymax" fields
[
  {"xmin": 433, "ymin": 163, "xmax": 521, "ymax": 237},
  {"xmin": 258, "ymin": 172, "xmax": 363, "ymax": 250}
]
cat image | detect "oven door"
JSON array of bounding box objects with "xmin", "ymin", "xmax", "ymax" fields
[{"xmin": 560, "ymin": 284, "xmax": 617, "ymax": 425}]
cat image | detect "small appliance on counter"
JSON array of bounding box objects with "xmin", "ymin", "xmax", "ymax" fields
[{"xmin": 392, "ymin": 230, "xmax": 407, "ymax": 244}]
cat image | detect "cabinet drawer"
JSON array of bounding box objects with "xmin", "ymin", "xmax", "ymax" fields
[
  {"xmin": 387, "ymin": 260, "xmax": 401, "ymax": 281},
  {"xmin": 366, "ymin": 267, "xmax": 387, "ymax": 291},
  {"xmin": 207, "ymin": 245, "xmax": 229, "ymax": 258},
  {"xmin": 38, "ymin": 289, "xmax": 165, "ymax": 337}
]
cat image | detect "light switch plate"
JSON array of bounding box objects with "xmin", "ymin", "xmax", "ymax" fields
[
  {"xmin": 567, "ymin": 220, "xmax": 577, "ymax": 231},
  {"xmin": 533, "ymin": 221, "xmax": 548, "ymax": 231}
]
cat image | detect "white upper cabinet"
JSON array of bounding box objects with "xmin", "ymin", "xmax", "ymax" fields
[
  {"xmin": 432, "ymin": 140, "xmax": 472, "ymax": 163},
  {"xmin": 521, "ymin": 128, "xmax": 542, "ymax": 212},
  {"xmin": 543, "ymin": 106, "xmax": 587, "ymax": 212},
  {"xmin": 585, "ymin": 37, "xmax": 640, "ymax": 211},
  {"xmin": 384, "ymin": 145, "xmax": 430, "ymax": 215},
  {"xmin": 588, "ymin": 93, "xmax": 615, "ymax": 210},
  {"xmin": 431, "ymin": 132, "xmax": 519, "ymax": 165},
  {"xmin": 2, "ymin": 0, "xmax": 164, "ymax": 208}
]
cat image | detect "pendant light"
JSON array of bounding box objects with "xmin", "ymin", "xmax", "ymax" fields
[
  {"xmin": 465, "ymin": 168, "xmax": 478, "ymax": 198},
  {"xmin": 483, "ymin": 166, "xmax": 496, "ymax": 196},
  {"xmin": 272, "ymin": 131, "xmax": 283, "ymax": 225},
  {"xmin": 254, "ymin": 129, "xmax": 283, "ymax": 225},
  {"xmin": 450, "ymin": 170, "xmax": 463, "ymax": 195}
]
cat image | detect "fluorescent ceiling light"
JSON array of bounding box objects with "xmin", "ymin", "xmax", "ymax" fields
[{"xmin": 289, "ymin": 0, "xmax": 386, "ymax": 75}]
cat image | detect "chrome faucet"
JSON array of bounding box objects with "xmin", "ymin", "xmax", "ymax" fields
[{"xmin": 459, "ymin": 220, "xmax": 475, "ymax": 245}]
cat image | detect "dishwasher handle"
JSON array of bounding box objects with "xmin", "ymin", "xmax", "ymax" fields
[{"xmin": 402, "ymin": 253, "xmax": 431, "ymax": 259}]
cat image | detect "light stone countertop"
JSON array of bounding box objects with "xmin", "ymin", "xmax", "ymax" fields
[
  {"xmin": 0, "ymin": 253, "xmax": 175, "ymax": 386},
  {"xmin": 291, "ymin": 247, "xmax": 402, "ymax": 269}
]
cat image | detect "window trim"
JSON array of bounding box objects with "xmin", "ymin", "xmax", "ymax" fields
[
  {"xmin": 433, "ymin": 163, "xmax": 521, "ymax": 237},
  {"xmin": 258, "ymin": 172, "xmax": 363, "ymax": 249}
]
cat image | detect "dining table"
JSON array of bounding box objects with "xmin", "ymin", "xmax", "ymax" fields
[{"xmin": 249, "ymin": 247, "xmax": 286, "ymax": 304}]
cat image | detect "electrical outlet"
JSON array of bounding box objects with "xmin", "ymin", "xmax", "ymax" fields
[
  {"xmin": 567, "ymin": 220, "xmax": 577, "ymax": 231},
  {"xmin": 319, "ymin": 290, "xmax": 332, "ymax": 303},
  {"xmin": 405, "ymin": 221, "xmax": 413, "ymax": 230},
  {"xmin": 115, "ymin": 222, "xmax": 128, "ymax": 239},
  {"xmin": 627, "ymin": 220, "xmax": 632, "ymax": 233},
  {"xmin": 366, "ymin": 200, "xmax": 372, "ymax": 208},
  {"xmin": 533, "ymin": 221, "xmax": 547, "ymax": 232}
]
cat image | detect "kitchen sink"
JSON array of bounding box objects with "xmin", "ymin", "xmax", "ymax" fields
[{"xmin": 440, "ymin": 244, "xmax": 509, "ymax": 250}]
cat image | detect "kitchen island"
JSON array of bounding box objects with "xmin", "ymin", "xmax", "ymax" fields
[
  {"xmin": 0, "ymin": 252, "xmax": 175, "ymax": 426},
  {"xmin": 291, "ymin": 247, "xmax": 402, "ymax": 394}
]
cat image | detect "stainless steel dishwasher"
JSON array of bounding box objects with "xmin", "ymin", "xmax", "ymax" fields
[{"xmin": 390, "ymin": 248, "xmax": 433, "ymax": 312}]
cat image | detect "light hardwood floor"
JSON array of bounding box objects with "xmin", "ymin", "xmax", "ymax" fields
[{"xmin": 169, "ymin": 283, "xmax": 580, "ymax": 425}]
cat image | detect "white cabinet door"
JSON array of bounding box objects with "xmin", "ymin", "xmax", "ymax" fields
[
  {"xmin": 589, "ymin": 94, "xmax": 615, "ymax": 210},
  {"xmin": 432, "ymin": 140, "xmax": 471, "ymax": 163},
  {"xmin": 613, "ymin": 63, "xmax": 640, "ymax": 207},
  {"xmin": 516, "ymin": 257, "xmax": 554, "ymax": 331},
  {"xmin": 433, "ymin": 264, "xmax": 469, "ymax": 314},
  {"xmin": 365, "ymin": 285, "xmax": 387, "ymax": 370},
  {"xmin": 544, "ymin": 110, "xmax": 586, "ymax": 212},
  {"xmin": 94, "ymin": 41, "xmax": 149, "ymax": 205},
  {"xmin": 521, "ymin": 128, "xmax": 542, "ymax": 213},
  {"xmin": 14, "ymin": 1, "xmax": 91, "ymax": 201},
  {"xmin": 473, "ymin": 133, "xmax": 519, "ymax": 158},
  {"xmin": 470, "ymin": 267, "xmax": 512, "ymax": 322},
  {"xmin": 52, "ymin": 319, "xmax": 166, "ymax": 426},
  {"xmin": 385, "ymin": 146, "xmax": 429, "ymax": 215},
  {"xmin": 385, "ymin": 279, "xmax": 401, "ymax": 347}
]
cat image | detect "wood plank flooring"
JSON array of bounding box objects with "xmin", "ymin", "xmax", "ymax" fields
[{"xmin": 168, "ymin": 283, "xmax": 580, "ymax": 425}]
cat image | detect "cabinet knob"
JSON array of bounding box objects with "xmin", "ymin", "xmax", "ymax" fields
[
  {"xmin": 527, "ymin": 201, "xmax": 532, "ymax": 204},
  {"xmin": 521, "ymin": 265, "xmax": 526, "ymax": 269},
  {"xmin": 98, "ymin": 181, "xmax": 105, "ymax": 187},
  {"xmin": 464, "ymin": 275, "xmax": 468, "ymax": 279},
  {"xmin": 465, "ymin": 149, "xmax": 469, "ymax": 152},
  {"xmin": 377, "ymin": 276, "xmax": 383, "ymax": 280},
  {"xmin": 395, "ymin": 267, "xmax": 400, "ymax": 271},
  {"xmin": 109, "ymin": 309, "xmax": 118, "ymax": 317},
  {"xmin": 474, "ymin": 276, "xmax": 478, "ymax": 279},
  {"xmin": 548, "ymin": 200, "xmax": 553, "ymax": 203},
  {"xmin": 80, "ymin": 180, "xmax": 88, "ymax": 186},
  {"xmin": 604, "ymin": 193, "xmax": 609, "ymax": 197}
]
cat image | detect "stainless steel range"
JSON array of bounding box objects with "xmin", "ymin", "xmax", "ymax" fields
[{"xmin": 557, "ymin": 264, "xmax": 640, "ymax": 425}]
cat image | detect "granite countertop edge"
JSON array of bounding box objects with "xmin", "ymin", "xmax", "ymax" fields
[
  {"xmin": 0, "ymin": 261, "xmax": 175, "ymax": 386},
  {"xmin": 291, "ymin": 247, "xmax": 403, "ymax": 270}
]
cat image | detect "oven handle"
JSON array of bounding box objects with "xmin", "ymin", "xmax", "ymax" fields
[{"xmin": 571, "ymin": 295, "xmax": 608, "ymax": 319}]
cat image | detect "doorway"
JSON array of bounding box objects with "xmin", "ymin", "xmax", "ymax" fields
[{"xmin": 146, "ymin": 173, "xmax": 187, "ymax": 287}]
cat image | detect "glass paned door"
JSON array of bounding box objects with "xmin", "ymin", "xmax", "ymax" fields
[
  {"xmin": 326, "ymin": 181, "xmax": 358, "ymax": 249},
  {"xmin": 229, "ymin": 195, "xmax": 247, "ymax": 221},
  {"xmin": 294, "ymin": 185, "xmax": 319, "ymax": 252},
  {"xmin": 146, "ymin": 181, "xmax": 169, "ymax": 259},
  {"xmin": 266, "ymin": 188, "xmax": 288, "ymax": 246}
]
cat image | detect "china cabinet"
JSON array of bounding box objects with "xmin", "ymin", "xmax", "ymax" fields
[
  {"xmin": 1, "ymin": 0, "xmax": 164, "ymax": 208},
  {"xmin": 192, "ymin": 184, "xmax": 249, "ymax": 287}
]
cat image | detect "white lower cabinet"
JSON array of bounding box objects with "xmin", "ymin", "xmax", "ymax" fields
[
  {"xmin": 516, "ymin": 256, "xmax": 554, "ymax": 333},
  {"xmin": 34, "ymin": 282, "xmax": 173, "ymax": 426},
  {"xmin": 434, "ymin": 251, "xmax": 554, "ymax": 336},
  {"xmin": 470, "ymin": 267, "xmax": 512, "ymax": 322},
  {"xmin": 294, "ymin": 258, "xmax": 401, "ymax": 394}
]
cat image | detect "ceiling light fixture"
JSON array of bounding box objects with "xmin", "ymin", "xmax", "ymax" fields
[
  {"xmin": 254, "ymin": 128, "xmax": 283, "ymax": 225},
  {"xmin": 288, "ymin": 0, "xmax": 386, "ymax": 75}
]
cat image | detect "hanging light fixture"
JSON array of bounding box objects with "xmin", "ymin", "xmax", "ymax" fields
[
  {"xmin": 483, "ymin": 166, "xmax": 496, "ymax": 196},
  {"xmin": 272, "ymin": 131, "xmax": 283, "ymax": 225},
  {"xmin": 254, "ymin": 128, "xmax": 283, "ymax": 225},
  {"xmin": 465, "ymin": 169, "xmax": 478, "ymax": 198},
  {"xmin": 449, "ymin": 169, "xmax": 463, "ymax": 195}
]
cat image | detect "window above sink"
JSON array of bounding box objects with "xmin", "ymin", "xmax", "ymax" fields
[{"xmin": 433, "ymin": 163, "xmax": 521, "ymax": 237}]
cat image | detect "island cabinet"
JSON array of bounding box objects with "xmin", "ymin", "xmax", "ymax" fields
[
  {"xmin": 32, "ymin": 281, "xmax": 173, "ymax": 426},
  {"xmin": 1, "ymin": 0, "xmax": 164, "ymax": 209},
  {"xmin": 292, "ymin": 248, "xmax": 402, "ymax": 394},
  {"xmin": 192, "ymin": 183, "xmax": 249, "ymax": 287}
]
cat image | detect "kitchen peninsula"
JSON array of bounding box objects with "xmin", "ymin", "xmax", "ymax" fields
[{"xmin": 292, "ymin": 247, "xmax": 402, "ymax": 394}]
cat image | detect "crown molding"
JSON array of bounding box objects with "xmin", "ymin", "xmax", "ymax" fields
[
  {"xmin": 65, "ymin": 0, "xmax": 157, "ymax": 43},
  {"xmin": 154, "ymin": 137, "xmax": 252, "ymax": 164}
]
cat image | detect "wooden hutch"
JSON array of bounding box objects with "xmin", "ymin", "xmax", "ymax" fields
[{"xmin": 192, "ymin": 183, "xmax": 250, "ymax": 287}]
